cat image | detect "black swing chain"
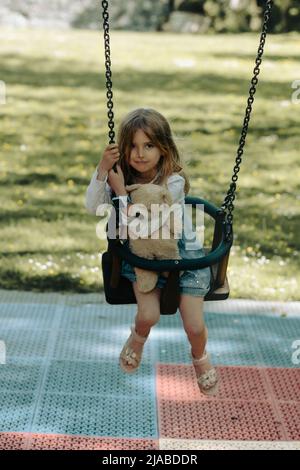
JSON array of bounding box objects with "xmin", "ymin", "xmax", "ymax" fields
[
  {"xmin": 102, "ymin": 0, "xmax": 115, "ymax": 145},
  {"xmin": 221, "ymin": 0, "xmax": 273, "ymax": 233}
]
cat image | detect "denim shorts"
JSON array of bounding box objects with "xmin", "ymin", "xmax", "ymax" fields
[{"xmin": 121, "ymin": 238, "xmax": 211, "ymax": 297}]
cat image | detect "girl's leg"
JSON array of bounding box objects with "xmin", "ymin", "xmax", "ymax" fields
[
  {"xmin": 133, "ymin": 282, "xmax": 161, "ymax": 337},
  {"xmin": 179, "ymin": 294, "xmax": 218, "ymax": 395},
  {"xmin": 179, "ymin": 294, "xmax": 207, "ymax": 359},
  {"xmin": 120, "ymin": 282, "xmax": 161, "ymax": 371}
]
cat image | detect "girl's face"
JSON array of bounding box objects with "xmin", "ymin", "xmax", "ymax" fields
[{"xmin": 129, "ymin": 129, "xmax": 161, "ymax": 179}]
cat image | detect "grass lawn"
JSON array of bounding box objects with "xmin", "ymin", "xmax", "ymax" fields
[{"xmin": 0, "ymin": 28, "xmax": 299, "ymax": 300}]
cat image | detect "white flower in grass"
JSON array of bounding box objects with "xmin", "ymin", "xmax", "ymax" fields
[
  {"xmin": 173, "ymin": 58, "xmax": 196, "ymax": 68},
  {"xmin": 280, "ymin": 100, "xmax": 291, "ymax": 107}
]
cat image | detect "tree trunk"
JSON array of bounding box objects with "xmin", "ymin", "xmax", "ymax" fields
[{"xmin": 168, "ymin": 0, "xmax": 175, "ymax": 14}]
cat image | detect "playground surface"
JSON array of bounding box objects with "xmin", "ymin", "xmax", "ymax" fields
[{"xmin": 0, "ymin": 289, "xmax": 299, "ymax": 450}]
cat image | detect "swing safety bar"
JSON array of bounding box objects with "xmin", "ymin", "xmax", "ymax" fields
[{"xmin": 109, "ymin": 196, "xmax": 233, "ymax": 272}]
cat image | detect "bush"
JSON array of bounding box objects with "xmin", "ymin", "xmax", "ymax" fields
[
  {"xmin": 178, "ymin": 0, "xmax": 206, "ymax": 14},
  {"xmin": 203, "ymin": 0, "xmax": 262, "ymax": 33},
  {"xmin": 203, "ymin": 0, "xmax": 300, "ymax": 33}
]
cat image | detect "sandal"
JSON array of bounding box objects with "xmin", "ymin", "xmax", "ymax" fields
[
  {"xmin": 119, "ymin": 325, "xmax": 148, "ymax": 373},
  {"xmin": 191, "ymin": 350, "xmax": 219, "ymax": 396}
]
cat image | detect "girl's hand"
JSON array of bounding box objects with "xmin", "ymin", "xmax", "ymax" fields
[
  {"xmin": 98, "ymin": 143, "xmax": 120, "ymax": 174},
  {"xmin": 108, "ymin": 165, "xmax": 127, "ymax": 196}
]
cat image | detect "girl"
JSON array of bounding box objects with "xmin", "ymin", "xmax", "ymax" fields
[{"xmin": 85, "ymin": 108, "xmax": 218, "ymax": 396}]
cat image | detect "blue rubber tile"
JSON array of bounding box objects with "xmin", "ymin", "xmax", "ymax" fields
[
  {"xmin": 255, "ymin": 338, "xmax": 298, "ymax": 368},
  {"xmin": 32, "ymin": 394, "xmax": 157, "ymax": 438},
  {"xmin": 247, "ymin": 316, "xmax": 300, "ymax": 342},
  {"xmin": 194, "ymin": 313, "xmax": 300, "ymax": 367},
  {"xmin": 0, "ymin": 364, "xmax": 43, "ymax": 393},
  {"xmin": 154, "ymin": 310, "xmax": 196, "ymax": 364},
  {"xmin": 154, "ymin": 315, "xmax": 260, "ymax": 366},
  {"xmin": 1, "ymin": 330, "xmax": 52, "ymax": 360},
  {"xmin": 51, "ymin": 328, "xmax": 157, "ymax": 363},
  {"xmin": 206, "ymin": 313, "xmax": 254, "ymax": 337},
  {"xmin": 152, "ymin": 330, "xmax": 191, "ymax": 364},
  {"xmin": 206, "ymin": 313, "xmax": 300, "ymax": 343},
  {"xmin": 58, "ymin": 304, "xmax": 136, "ymax": 330},
  {"xmin": 43, "ymin": 361, "xmax": 155, "ymax": 399},
  {"xmin": 0, "ymin": 392, "xmax": 36, "ymax": 433},
  {"xmin": 0, "ymin": 303, "xmax": 58, "ymax": 330},
  {"xmin": 159, "ymin": 314, "xmax": 184, "ymax": 328},
  {"xmin": 0, "ymin": 290, "xmax": 64, "ymax": 305},
  {"xmin": 209, "ymin": 336, "xmax": 261, "ymax": 366}
]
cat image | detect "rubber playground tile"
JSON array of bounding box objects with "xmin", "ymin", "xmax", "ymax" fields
[
  {"xmin": 277, "ymin": 403, "xmax": 300, "ymax": 441},
  {"xmin": 28, "ymin": 433, "xmax": 158, "ymax": 450},
  {"xmin": 156, "ymin": 364, "xmax": 300, "ymax": 441},
  {"xmin": 265, "ymin": 367, "xmax": 300, "ymax": 402},
  {"xmin": 32, "ymin": 393, "xmax": 157, "ymax": 438},
  {"xmin": 0, "ymin": 432, "xmax": 28, "ymax": 450},
  {"xmin": 0, "ymin": 432, "xmax": 158, "ymax": 450},
  {"xmin": 0, "ymin": 303, "xmax": 59, "ymax": 330},
  {"xmin": 0, "ymin": 392, "xmax": 37, "ymax": 433},
  {"xmin": 51, "ymin": 329, "xmax": 156, "ymax": 363},
  {"xmin": 57, "ymin": 303, "xmax": 137, "ymax": 330},
  {"xmin": 159, "ymin": 398, "xmax": 284, "ymax": 441},
  {"xmin": 0, "ymin": 363, "xmax": 43, "ymax": 393},
  {"xmin": 1, "ymin": 329, "xmax": 51, "ymax": 360},
  {"xmin": 43, "ymin": 360, "xmax": 155, "ymax": 399},
  {"xmin": 255, "ymin": 338, "xmax": 298, "ymax": 368}
]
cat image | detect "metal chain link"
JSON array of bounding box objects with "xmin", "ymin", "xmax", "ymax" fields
[
  {"xmin": 102, "ymin": 0, "xmax": 115, "ymax": 144},
  {"xmin": 221, "ymin": 0, "xmax": 273, "ymax": 228}
]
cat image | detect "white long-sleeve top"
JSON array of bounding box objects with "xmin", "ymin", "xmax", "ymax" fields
[{"xmin": 85, "ymin": 167, "xmax": 203, "ymax": 249}]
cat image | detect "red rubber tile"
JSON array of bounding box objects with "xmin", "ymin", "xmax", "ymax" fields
[
  {"xmin": 159, "ymin": 398, "xmax": 284, "ymax": 440},
  {"xmin": 157, "ymin": 364, "xmax": 270, "ymax": 402},
  {"xmin": 157, "ymin": 364, "xmax": 299, "ymax": 441},
  {"xmin": 156, "ymin": 364, "xmax": 200, "ymax": 402},
  {"xmin": 264, "ymin": 368, "xmax": 300, "ymax": 440},
  {"xmin": 28, "ymin": 434, "xmax": 158, "ymax": 450},
  {"xmin": 0, "ymin": 432, "xmax": 28, "ymax": 450},
  {"xmin": 265, "ymin": 368, "xmax": 300, "ymax": 402},
  {"xmin": 277, "ymin": 403, "xmax": 300, "ymax": 441}
]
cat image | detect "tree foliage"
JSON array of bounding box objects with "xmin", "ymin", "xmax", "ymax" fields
[{"xmin": 199, "ymin": 0, "xmax": 300, "ymax": 33}]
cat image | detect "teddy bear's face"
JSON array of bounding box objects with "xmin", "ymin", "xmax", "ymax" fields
[
  {"xmin": 126, "ymin": 183, "xmax": 172, "ymax": 210},
  {"xmin": 126, "ymin": 184, "xmax": 174, "ymax": 238}
]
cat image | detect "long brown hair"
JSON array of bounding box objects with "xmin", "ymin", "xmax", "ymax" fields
[{"xmin": 117, "ymin": 108, "xmax": 190, "ymax": 194}]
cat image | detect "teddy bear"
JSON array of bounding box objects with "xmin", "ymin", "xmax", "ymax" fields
[{"xmin": 125, "ymin": 183, "xmax": 181, "ymax": 293}]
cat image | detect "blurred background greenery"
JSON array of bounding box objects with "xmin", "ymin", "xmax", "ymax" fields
[
  {"xmin": 1, "ymin": 1, "xmax": 300, "ymax": 33},
  {"xmin": 0, "ymin": 2, "xmax": 299, "ymax": 300}
]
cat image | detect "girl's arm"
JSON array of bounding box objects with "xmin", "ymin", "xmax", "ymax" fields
[
  {"xmin": 85, "ymin": 166, "xmax": 112, "ymax": 215},
  {"xmin": 85, "ymin": 144, "xmax": 120, "ymax": 215},
  {"xmin": 168, "ymin": 173, "xmax": 202, "ymax": 248},
  {"xmin": 166, "ymin": 173, "xmax": 185, "ymax": 204}
]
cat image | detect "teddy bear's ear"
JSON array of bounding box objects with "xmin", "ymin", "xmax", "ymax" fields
[{"xmin": 125, "ymin": 184, "xmax": 142, "ymax": 193}]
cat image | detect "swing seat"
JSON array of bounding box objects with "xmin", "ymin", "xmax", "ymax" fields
[
  {"xmin": 102, "ymin": 249, "xmax": 230, "ymax": 306},
  {"xmin": 102, "ymin": 249, "xmax": 181, "ymax": 314},
  {"xmin": 101, "ymin": 197, "xmax": 232, "ymax": 314},
  {"xmin": 204, "ymin": 260, "xmax": 230, "ymax": 301}
]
